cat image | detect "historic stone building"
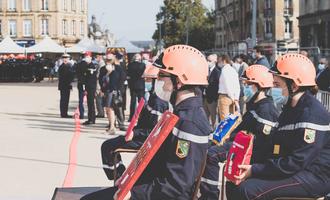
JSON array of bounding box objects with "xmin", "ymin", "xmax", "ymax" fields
[
  {"xmin": 215, "ymin": 0, "xmax": 300, "ymax": 53},
  {"xmin": 298, "ymin": 0, "xmax": 330, "ymax": 49},
  {"xmin": 0, "ymin": 0, "xmax": 88, "ymax": 47}
]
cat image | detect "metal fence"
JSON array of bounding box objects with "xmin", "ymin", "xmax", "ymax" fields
[{"xmin": 316, "ymin": 90, "xmax": 330, "ymax": 112}]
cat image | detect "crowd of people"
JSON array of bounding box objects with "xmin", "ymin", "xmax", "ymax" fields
[
  {"xmin": 56, "ymin": 44, "xmax": 329, "ymax": 200},
  {"xmin": 0, "ymin": 54, "xmax": 55, "ymax": 82},
  {"xmin": 57, "ymin": 50, "xmax": 161, "ymax": 135},
  {"xmin": 52, "ymin": 42, "xmax": 330, "ymax": 200}
]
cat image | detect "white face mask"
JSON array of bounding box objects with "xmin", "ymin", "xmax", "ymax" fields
[
  {"xmin": 154, "ymin": 79, "xmax": 172, "ymax": 102},
  {"xmin": 318, "ymin": 64, "xmax": 325, "ymax": 71},
  {"xmin": 106, "ymin": 64, "xmax": 113, "ymax": 72},
  {"xmin": 85, "ymin": 57, "xmax": 92, "ymax": 63}
]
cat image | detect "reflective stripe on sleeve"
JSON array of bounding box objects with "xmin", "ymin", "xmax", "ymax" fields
[
  {"xmin": 278, "ymin": 122, "xmax": 330, "ymax": 132},
  {"xmin": 172, "ymin": 127, "xmax": 209, "ymax": 144},
  {"xmin": 250, "ymin": 111, "xmax": 278, "ymax": 127},
  {"xmin": 146, "ymin": 105, "xmax": 163, "ymax": 116},
  {"xmin": 201, "ymin": 177, "xmax": 220, "ymax": 186},
  {"xmin": 103, "ymin": 161, "xmax": 123, "ymax": 170}
]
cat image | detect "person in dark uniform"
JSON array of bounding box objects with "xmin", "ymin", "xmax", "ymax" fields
[
  {"xmin": 226, "ymin": 53, "xmax": 330, "ymax": 200},
  {"xmin": 82, "ymin": 52, "xmax": 97, "ymax": 125},
  {"xmin": 113, "ymin": 53, "xmax": 127, "ymax": 131},
  {"xmin": 199, "ymin": 65, "xmax": 280, "ymax": 200},
  {"xmin": 80, "ymin": 44, "xmax": 211, "ymax": 200},
  {"xmin": 204, "ymin": 54, "xmax": 221, "ymax": 129},
  {"xmin": 127, "ymin": 53, "xmax": 146, "ymax": 121},
  {"xmin": 58, "ymin": 54, "xmax": 74, "ymax": 118},
  {"xmin": 101, "ymin": 65, "xmax": 169, "ymax": 180},
  {"xmin": 75, "ymin": 54, "xmax": 88, "ymax": 119}
]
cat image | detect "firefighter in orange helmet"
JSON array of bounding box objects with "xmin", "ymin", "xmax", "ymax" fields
[
  {"xmin": 227, "ymin": 54, "xmax": 330, "ymax": 200},
  {"xmin": 81, "ymin": 44, "xmax": 212, "ymax": 200},
  {"xmin": 200, "ymin": 65, "xmax": 280, "ymax": 200}
]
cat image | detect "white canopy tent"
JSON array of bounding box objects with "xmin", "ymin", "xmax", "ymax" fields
[
  {"xmin": 66, "ymin": 38, "xmax": 106, "ymax": 54},
  {"xmin": 0, "ymin": 36, "xmax": 25, "ymax": 54},
  {"xmin": 113, "ymin": 38, "xmax": 143, "ymax": 53},
  {"xmin": 27, "ymin": 36, "xmax": 65, "ymax": 53}
]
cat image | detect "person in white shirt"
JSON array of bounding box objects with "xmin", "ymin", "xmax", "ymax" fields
[{"xmin": 217, "ymin": 54, "xmax": 240, "ymax": 120}]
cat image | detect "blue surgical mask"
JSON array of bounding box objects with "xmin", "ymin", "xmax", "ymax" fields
[
  {"xmin": 271, "ymin": 88, "xmax": 289, "ymax": 108},
  {"xmin": 243, "ymin": 86, "xmax": 255, "ymax": 102},
  {"xmin": 145, "ymin": 82, "xmax": 153, "ymax": 92}
]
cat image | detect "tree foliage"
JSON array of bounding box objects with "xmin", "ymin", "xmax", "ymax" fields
[{"xmin": 153, "ymin": 0, "xmax": 215, "ymax": 51}]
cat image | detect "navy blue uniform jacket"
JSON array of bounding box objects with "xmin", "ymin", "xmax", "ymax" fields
[
  {"xmin": 131, "ymin": 96, "xmax": 212, "ymax": 200},
  {"xmin": 252, "ymin": 91, "xmax": 330, "ymax": 195}
]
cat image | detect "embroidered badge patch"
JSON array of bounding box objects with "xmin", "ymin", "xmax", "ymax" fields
[
  {"xmin": 273, "ymin": 144, "xmax": 280, "ymax": 155},
  {"xmin": 263, "ymin": 124, "xmax": 272, "ymax": 135},
  {"xmin": 176, "ymin": 140, "xmax": 190, "ymax": 159},
  {"xmin": 304, "ymin": 129, "xmax": 316, "ymax": 144}
]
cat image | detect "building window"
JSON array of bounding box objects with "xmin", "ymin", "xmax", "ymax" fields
[
  {"xmin": 72, "ymin": 20, "xmax": 76, "ymax": 35},
  {"xmin": 284, "ymin": 0, "xmax": 292, "ymax": 8},
  {"xmin": 41, "ymin": 0, "xmax": 48, "ymax": 10},
  {"xmin": 8, "ymin": 20, "xmax": 16, "ymax": 36},
  {"xmin": 63, "ymin": 0, "xmax": 67, "ymax": 11},
  {"xmin": 41, "ymin": 19, "xmax": 48, "ymax": 35},
  {"xmin": 80, "ymin": 0, "xmax": 84, "ymax": 12},
  {"xmin": 62, "ymin": 19, "xmax": 67, "ymax": 35},
  {"xmin": 8, "ymin": 0, "xmax": 16, "ymax": 11},
  {"xmin": 284, "ymin": 20, "xmax": 292, "ymax": 39},
  {"xmin": 22, "ymin": 0, "xmax": 30, "ymax": 11},
  {"xmin": 23, "ymin": 19, "xmax": 32, "ymax": 37},
  {"xmin": 285, "ymin": 20, "xmax": 292, "ymax": 33},
  {"xmin": 265, "ymin": 0, "xmax": 271, "ymax": 9},
  {"xmin": 71, "ymin": 0, "xmax": 76, "ymax": 11},
  {"xmin": 284, "ymin": 0, "xmax": 293, "ymax": 15},
  {"xmin": 265, "ymin": 19, "xmax": 272, "ymax": 34},
  {"xmin": 80, "ymin": 20, "xmax": 84, "ymax": 36}
]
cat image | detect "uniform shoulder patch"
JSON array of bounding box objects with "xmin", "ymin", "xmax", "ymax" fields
[
  {"xmin": 263, "ymin": 124, "xmax": 272, "ymax": 135},
  {"xmin": 176, "ymin": 139, "xmax": 190, "ymax": 159},
  {"xmin": 304, "ymin": 129, "xmax": 316, "ymax": 144}
]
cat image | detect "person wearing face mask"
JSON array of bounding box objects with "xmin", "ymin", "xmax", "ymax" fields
[
  {"xmin": 199, "ymin": 65, "xmax": 279, "ymax": 200},
  {"xmin": 204, "ymin": 54, "xmax": 221, "ymax": 129},
  {"xmin": 100, "ymin": 64, "xmax": 169, "ymax": 181},
  {"xmin": 99, "ymin": 54, "xmax": 119, "ymax": 134},
  {"xmin": 82, "ymin": 52, "xmax": 98, "ymax": 125},
  {"xmin": 316, "ymin": 58, "xmax": 330, "ymax": 92},
  {"xmin": 317, "ymin": 58, "xmax": 327, "ymax": 75},
  {"xmin": 80, "ymin": 44, "xmax": 211, "ymax": 200},
  {"xmin": 227, "ymin": 53, "xmax": 330, "ymax": 200}
]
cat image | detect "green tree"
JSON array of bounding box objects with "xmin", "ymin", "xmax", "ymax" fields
[{"xmin": 153, "ymin": 0, "xmax": 215, "ymax": 51}]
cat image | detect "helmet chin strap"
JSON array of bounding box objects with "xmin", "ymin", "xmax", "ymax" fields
[{"xmin": 284, "ymin": 79, "xmax": 305, "ymax": 106}]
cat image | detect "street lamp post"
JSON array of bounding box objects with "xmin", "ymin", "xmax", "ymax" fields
[{"xmin": 157, "ymin": 20, "xmax": 163, "ymax": 51}]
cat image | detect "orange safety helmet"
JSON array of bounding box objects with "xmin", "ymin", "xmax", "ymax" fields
[
  {"xmin": 153, "ymin": 44, "xmax": 208, "ymax": 85},
  {"xmin": 142, "ymin": 64, "xmax": 159, "ymax": 78},
  {"xmin": 241, "ymin": 64, "xmax": 274, "ymax": 88},
  {"xmin": 271, "ymin": 53, "xmax": 316, "ymax": 86}
]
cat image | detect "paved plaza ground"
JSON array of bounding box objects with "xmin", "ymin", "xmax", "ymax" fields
[{"xmin": 0, "ymin": 81, "xmax": 134, "ymax": 200}]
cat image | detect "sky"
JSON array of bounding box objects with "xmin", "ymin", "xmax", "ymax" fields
[{"xmin": 88, "ymin": 0, "xmax": 215, "ymax": 41}]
